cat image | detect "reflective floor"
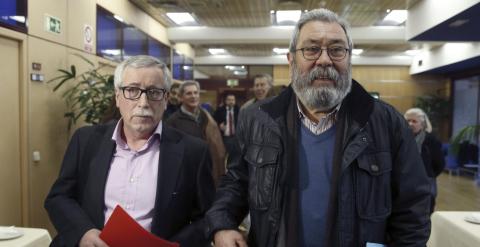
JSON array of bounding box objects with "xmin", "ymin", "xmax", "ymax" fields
[{"xmin": 435, "ymin": 173, "xmax": 480, "ymax": 211}]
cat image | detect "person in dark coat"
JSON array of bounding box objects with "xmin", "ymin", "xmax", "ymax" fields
[
  {"xmin": 206, "ymin": 8, "xmax": 431, "ymax": 247},
  {"xmin": 45, "ymin": 56, "xmax": 214, "ymax": 247},
  {"xmin": 166, "ymin": 80, "xmax": 226, "ymax": 187},
  {"xmin": 163, "ymin": 81, "xmax": 181, "ymax": 120},
  {"xmin": 214, "ymin": 93, "xmax": 240, "ymax": 160},
  {"xmin": 405, "ymin": 107, "xmax": 446, "ymax": 214}
]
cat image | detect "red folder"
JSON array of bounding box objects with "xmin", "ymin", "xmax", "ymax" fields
[{"xmin": 99, "ymin": 205, "xmax": 180, "ymax": 247}]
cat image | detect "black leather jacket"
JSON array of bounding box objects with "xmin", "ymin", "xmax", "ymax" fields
[{"xmin": 206, "ymin": 81, "xmax": 431, "ymax": 246}]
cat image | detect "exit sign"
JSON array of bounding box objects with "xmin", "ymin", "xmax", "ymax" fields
[{"xmin": 44, "ymin": 14, "xmax": 61, "ymax": 34}]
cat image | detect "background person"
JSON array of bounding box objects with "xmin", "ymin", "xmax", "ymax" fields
[
  {"xmin": 166, "ymin": 80, "xmax": 226, "ymax": 187},
  {"xmin": 214, "ymin": 93, "xmax": 240, "ymax": 160},
  {"xmin": 45, "ymin": 55, "xmax": 214, "ymax": 247},
  {"xmin": 163, "ymin": 81, "xmax": 181, "ymax": 120},
  {"xmin": 241, "ymin": 73, "xmax": 275, "ymax": 110},
  {"xmin": 405, "ymin": 107, "xmax": 445, "ymax": 214}
]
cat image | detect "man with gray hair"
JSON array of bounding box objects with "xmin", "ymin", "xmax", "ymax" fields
[
  {"xmin": 241, "ymin": 73, "xmax": 275, "ymax": 109},
  {"xmin": 45, "ymin": 55, "xmax": 214, "ymax": 247},
  {"xmin": 206, "ymin": 8, "xmax": 430, "ymax": 247},
  {"xmin": 167, "ymin": 80, "xmax": 226, "ymax": 187}
]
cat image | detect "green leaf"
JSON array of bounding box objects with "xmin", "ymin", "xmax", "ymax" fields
[
  {"xmin": 450, "ymin": 125, "xmax": 480, "ymax": 155},
  {"xmin": 53, "ymin": 77, "xmax": 74, "ymax": 91},
  {"xmin": 71, "ymin": 65, "xmax": 76, "ymax": 77}
]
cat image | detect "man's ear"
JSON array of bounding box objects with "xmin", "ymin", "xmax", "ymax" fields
[
  {"xmin": 287, "ymin": 52, "xmax": 293, "ymax": 66},
  {"xmin": 115, "ymin": 89, "xmax": 121, "ymax": 108}
]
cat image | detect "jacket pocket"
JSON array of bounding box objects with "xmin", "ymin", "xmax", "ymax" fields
[
  {"xmin": 244, "ymin": 144, "xmax": 279, "ymax": 210},
  {"xmin": 355, "ymin": 152, "xmax": 392, "ymax": 221}
]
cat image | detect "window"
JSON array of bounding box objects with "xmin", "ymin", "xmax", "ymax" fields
[
  {"xmin": 0, "ymin": 0, "xmax": 27, "ymax": 32},
  {"xmin": 97, "ymin": 6, "xmax": 123, "ymax": 61},
  {"xmin": 172, "ymin": 50, "xmax": 184, "ymax": 80},
  {"xmin": 148, "ymin": 37, "xmax": 170, "ymax": 67},
  {"xmin": 96, "ymin": 5, "xmax": 171, "ymax": 64},
  {"xmin": 123, "ymin": 26, "xmax": 147, "ymax": 59}
]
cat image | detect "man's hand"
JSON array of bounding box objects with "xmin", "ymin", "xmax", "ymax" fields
[
  {"xmin": 79, "ymin": 229, "xmax": 109, "ymax": 247},
  {"xmin": 213, "ymin": 230, "xmax": 247, "ymax": 247}
]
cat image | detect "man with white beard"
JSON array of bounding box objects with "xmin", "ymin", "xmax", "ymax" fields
[{"xmin": 206, "ymin": 8, "xmax": 431, "ymax": 247}]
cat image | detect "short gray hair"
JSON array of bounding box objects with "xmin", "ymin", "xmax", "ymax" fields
[
  {"xmin": 253, "ymin": 73, "xmax": 274, "ymax": 87},
  {"xmin": 114, "ymin": 55, "xmax": 172, "ymax": 90},
  {"xmin": 179, "ymin": 80, "xmax": 201, "ymax": 96},
  {"xmin": 289, "ymin": 8, "xmax": 353, "ymax": 55}
]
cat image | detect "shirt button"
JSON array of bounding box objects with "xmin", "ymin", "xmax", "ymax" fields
[
  {"xmin": 125, "ymin": 205, "xmax": 131, "ymax": 210},
  {"xmin": 362, "ymin": 137, "xmax": 367, "ymax": 142},
  {"xmin": 371, "ymin": 164, "xmax": 379, "ymax": 172},
  {"xmin": 130, "ymin": 177, "xmax": 135, "ymax": 183}
]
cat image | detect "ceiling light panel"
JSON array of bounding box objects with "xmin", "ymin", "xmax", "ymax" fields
[
  {"xmin": 166, "ymin": 12, "xmax": 197, "ymax": 25},
  {"xmin": 275, "ymin": 10, "xmax": 302, "ymax": 25},
  {"xmin": 383, "ymin": 10, "xmax": 407, "ymax": 24}
]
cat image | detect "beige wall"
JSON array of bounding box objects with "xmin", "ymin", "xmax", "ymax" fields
[
  {"xmin": 173, "ymin": 43, "xmax": 195, "ymax": 60},
  {"xmin": 352, "ymin": 66, "xmax": 449, "ymax": 114}
]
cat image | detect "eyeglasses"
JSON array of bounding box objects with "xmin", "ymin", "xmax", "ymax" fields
[
  {"xmin": 119, "ymin": 86, "xmax": 167, "ymax": 101},
  {"xmin": 295, "ymin": 46, "xmax": 350, "ymax": 61}
]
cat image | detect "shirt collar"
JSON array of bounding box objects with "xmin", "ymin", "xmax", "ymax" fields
[
  {"xmin": 296, "ymin": 98, "xmax": 341, "ymax": 122},
  {"xmin": 112, "ymin": 119, "xmax": 162, "ymax": 150}
]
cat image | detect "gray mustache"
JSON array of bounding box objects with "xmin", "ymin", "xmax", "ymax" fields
[
  {"xmin": 132, "ymin": 109, "xmax": 153, "ymax": 117},
  {"xmin": 308, "ymin": 67, "xmax": 340, "ymax": 82}
]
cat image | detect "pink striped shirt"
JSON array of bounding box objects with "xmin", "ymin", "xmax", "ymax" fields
[{"xmin": 103, "ymin": 120, "xmax": 162, "ymax": 232}]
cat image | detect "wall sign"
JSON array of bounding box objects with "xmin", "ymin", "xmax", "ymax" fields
[
  {"xmin": 44, "ymin": 14, "xmax": 62, "ymax": 34},
  {"xmin": 83, "ymin": 24, "xmax": 94, "ymax": 53}
]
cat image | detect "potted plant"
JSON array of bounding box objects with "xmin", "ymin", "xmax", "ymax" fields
[
  {"xmin": 450, "ymin": 124, "xmax": 480, "ymax": 155},
  {"xmin": 47, "ymin": 54, "xmax": 117, "ymax": 130}
]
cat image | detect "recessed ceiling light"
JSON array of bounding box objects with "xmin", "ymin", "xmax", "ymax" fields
[
  {"xmin": 209, "ymin": 48, "xmax": 226, "ymax": 55},
  {"xmin": 276, "ymin": 10, "xmax": 302, "ymax": 25},
  {"xmin": 225, "ymin": 65, "xmax": 245, "ymax": 70},
  {"xmin": 352, "ymin": 49, "xmax": 364, "ymax": 55},
  {"xmin": 405, "ymin": 49, "xmax": 421, "ymax": 56},
  {"xmin": 383, "ymin": 10, "xmax": 407, "ymax": 24},
  {"xmin": 166, "ymin": 12, "xmax": 197, "ymax": 25},
  {"xmin": 270, "ymin": 10, "xmax": 275, "ymax": 14},
  {"xmin": 273, "ymin": 48, "xmax": 289, "ymax": 54}
]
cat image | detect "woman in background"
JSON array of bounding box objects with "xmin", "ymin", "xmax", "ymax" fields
[{"xmin": 404, "ymin": 108, "xmax": 445, "ymax": 214}]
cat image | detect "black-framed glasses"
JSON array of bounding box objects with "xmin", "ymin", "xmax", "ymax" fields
[
  {"xmin": 119, "ymin": 86, "xmax": 167, "ymax": 101},
  {"xmin": 295, "ymin": 46, "xmax": 350, "ymax": 61}
]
